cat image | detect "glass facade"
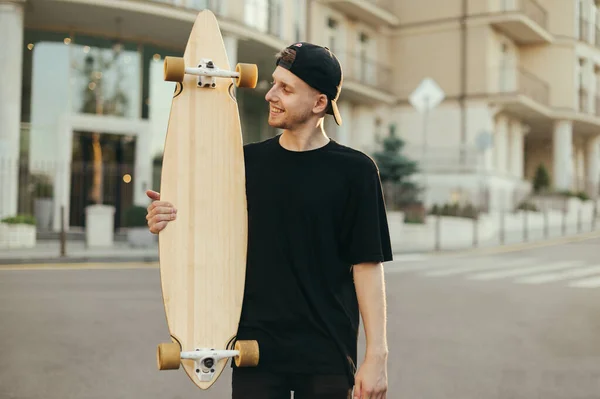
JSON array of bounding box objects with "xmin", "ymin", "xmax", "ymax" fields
[
  {"xmin": 18, "ymin": 22, "xmax": 278, "ymax": 229},
  {"xmin": 19, "ymin": 28, "xmax": 184, "ymax": 228}
]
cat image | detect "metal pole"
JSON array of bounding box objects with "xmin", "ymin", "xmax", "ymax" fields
[
  {"xmin": 422, "ymin": 96, "xmax": 429, "ymax": 208},
  {"xmin": 523, "ymin": 209, "xmax": 528, "ymax": 242},
  {"xmin": 60, "ymin": 206, "xmax": 66, "ymax": 257}
]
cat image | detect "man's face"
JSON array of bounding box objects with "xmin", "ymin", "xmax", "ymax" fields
[{"xmin": 264, "ymin": 66, "xmax": 326, "ymax": 129}]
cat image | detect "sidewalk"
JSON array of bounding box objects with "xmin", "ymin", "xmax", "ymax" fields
[
  {"xmin": 2, "ymin": 227, "xmax": 599, "ymax": 265},
  {"xmin": 0, "ymin": 240, "xmax": 158, "ymax": 265}
]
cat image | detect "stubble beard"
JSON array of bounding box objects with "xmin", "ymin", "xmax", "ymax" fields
[{"xmin": 269, "ymin": 108, "xmax": 312, "ymax": 130}]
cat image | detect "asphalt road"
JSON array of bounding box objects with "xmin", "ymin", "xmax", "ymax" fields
[{"xmin": 2, "ymin": 236, "xmax": 600, "ymax": 399}]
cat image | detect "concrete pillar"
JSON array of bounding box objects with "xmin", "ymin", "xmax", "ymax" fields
[
  {"xmin": 352, "ymin": 106, "xmax": 374, "ymax": 153},
  {"xmin": 52, "ymin": 114, "xmax": 72, "ymax": 232},
  {"xmin": 134, "ymin": 122, "xmax": 153, "ymax": 206},
  {"xmin": 553, "ymin": 120, "xmax": 573, "ymax": 191},
  {"xmin": 494, "ymin": 116, "xmax": 509, "ymax": 174},
  {"xmin": 223, "ymin": 35, "xmax": 238, "ymax": 69},
  {"xmin": 0, "ymin": 0, "xmax": 25, "ymax": 219},
  {"xmin": 587, "ymin": 135, "xmax": 600, "ymax": 197},
  {"xmin": 576, "ymin": 142, "xmax": 585, "ymax": 191},
  {"xmin": 508, "ymin": 120, "xmax": 524, "ymax": 179}
]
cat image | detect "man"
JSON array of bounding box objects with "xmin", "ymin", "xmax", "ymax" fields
[{"xmin": 146, "ymin": 42, "xmax": 392, "ymax": 399}]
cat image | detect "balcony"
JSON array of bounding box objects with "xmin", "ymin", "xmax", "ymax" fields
[
  {"xmin": 322, "ymin": 0, "xmax": 399, "ymax": 27},
  {"xmin": 338, "ymin": 51, "xmax": 395, "ymax": 105},
  {"xmin": 23, "ymin": 0, "xmax": 287, "ymax": 56},
  {"xmin": 556, "ymin": 86, "xmax": 600, "ymax": 136},
  {"xmin": 488, "ymin": 65, "xmax": 551, "ymax": 122},
  {"xmin": 488, "ymin": 0, "xmax": 553, "ymax": 45}
]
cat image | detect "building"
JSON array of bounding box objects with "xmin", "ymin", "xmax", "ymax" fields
[
  {"xmin": 0, "ymin": 0, "xmax": 301, "ymax": 232},
  {"xmin": 391, "ymin": 0, "xmax": 600, "ymax": 211},
  {"xmin": 307, "ymin": 0, "xmax": 398, "ymax": 150},
  {"xmin": 0, "ymin": 0, "xmax": 399, "ymax": 232},
  {"xmin": 2, "ymin": 0, "xmax": 596, "ymax": 235}
]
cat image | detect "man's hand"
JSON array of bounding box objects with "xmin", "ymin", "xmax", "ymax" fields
[
  {"xmin": 146, "ymin": 190, "xmax": 177, "ymax": 234},
  {"xmin": 353, "ymin": 353, "xmax": 388, "ymax": 399}
]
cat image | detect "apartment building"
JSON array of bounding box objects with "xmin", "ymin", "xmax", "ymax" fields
[
  {"xmin": 391, "ymin": 0, "xmax": 600, "ymax": 211},
  {"xmin": 0, "ymin": 0, "xmax": 400, "ymax": 231},
  {"xmin": 0, "ymin": 0, "xmax": 303, "ymax": 229},
  {"xmin": 307, "ymin": 0, "xmax": 398, "ymax": 151}
]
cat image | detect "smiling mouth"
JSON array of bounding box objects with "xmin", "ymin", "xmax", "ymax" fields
[{"xmin": 270, "ymin": 105, "xmax": 284, "ymax": 114}]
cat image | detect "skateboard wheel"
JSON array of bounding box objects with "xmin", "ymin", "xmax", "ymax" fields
[
  {"xmin": 157, "ymin": 342, "xmax": 181, "ymax": 370},
  {"xmin": 235, "ymin": 63, "xmax": 258, "ymax": 89},
  {"xmin": 164, "ymin": 56, "xmax": 185, "ymax": 82},
  {"xmin": 234, "ymin": 340, "xmax": 259, "ymax": 367}
]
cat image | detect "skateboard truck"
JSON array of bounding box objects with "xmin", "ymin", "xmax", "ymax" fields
[
  {"xmin": 182, "ymin": 348, "xmax": 240, "ymax": 381},
  {"xmin": 163, "ymin": 56, "xmax": 258, "ymax": 89},
  {"xmin": 157, "ymin": 340, "xmax": 260, "ymax": 381}
]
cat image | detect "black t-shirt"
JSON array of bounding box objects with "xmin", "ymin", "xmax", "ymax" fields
[{"xmin": 234, "ymin": 134, "xmax": 393, "ymax": 385}]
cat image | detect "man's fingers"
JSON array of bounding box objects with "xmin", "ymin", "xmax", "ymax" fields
[
  {"xmin": 148, "ymin": 202, "xmax": 175, "ymax": 212},
  {"xmin": 150, "ymin": 213, "xmax": 176, "ymax": 223},
  {"xmin": 147, "ymin": 206, "xmax": 176, "ymax": 218},
  {"xmin": 146, "ymin": 190, "xmax": 160, "ymax": 200},
  {"xmin": 353, "ymin": 381, "xmax": 362, "ymax": 399}
]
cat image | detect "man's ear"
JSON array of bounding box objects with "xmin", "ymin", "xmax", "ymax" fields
[{"xmin": 313, "ymin": 93, "xmax": 329, "ymax": 115}]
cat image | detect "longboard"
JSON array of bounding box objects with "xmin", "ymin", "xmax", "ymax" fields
[{"xmin": 155, "ymin": 9, "xmax": 259, "ymax": 390}]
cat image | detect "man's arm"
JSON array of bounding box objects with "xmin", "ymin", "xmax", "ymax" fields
[
  {"xmin": 352, "ymin": 261, "xmax": 388, "ymax": 398},
  {"xmin": 353, "ymin": 261, "xmax": 388, "ymax": 358}
]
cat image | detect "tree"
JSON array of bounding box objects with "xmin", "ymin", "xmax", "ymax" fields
[
  {"xmin": 75, "ymin": 42, "xmax": 129, "ymax": 205},
  {"xmin": 533, "ymin": 163, "xmax": 550, "ymax": 193},
  {"xmin": 372, "ymin": 124, "xmax": 420, "ymax": 208}
]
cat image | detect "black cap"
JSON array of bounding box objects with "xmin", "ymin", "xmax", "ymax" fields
[{"xmin": 275, "ymin": 42, "xmax": 343, "ymax": 126}]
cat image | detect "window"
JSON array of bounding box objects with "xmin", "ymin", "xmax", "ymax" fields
[{"xmin": 326, "ymin": 17, "xmax": 339, "ymax": 52}]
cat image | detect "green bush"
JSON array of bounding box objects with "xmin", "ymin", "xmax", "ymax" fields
[
  {"xmin": 430, "ymin": 202, "xmax": 478, "ymax": 219},
  {"xmin": 122, "ymin": 206, "xmax": 148, "ymax": 228},
  {"xmin": 29, "ymin": 173, "xmax": 53, "ymax": 197},
  {"xmin": 533, "ymin": 164, "xmax": 550, "ymax": 193},
  {"xmin": 403, "ymin": 203, "xmax": 426, "ymax": 224},
  {"xmin": 576, "ymin": 191, "xmax": 590, "ymax": 201},
  {"xmin": 1, "ymin": 214, "xmax": 36, "ymax": 225},
  {"xmin": 516, "ymin": 201, "xmax": 538, "ymax": 212},
  {"xmin": 460, "ymin": 203, "xmax": 478, "ymax": 219}
]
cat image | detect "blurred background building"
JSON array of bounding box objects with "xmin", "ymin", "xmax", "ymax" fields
[{"xmin": 0, "ymin": 0, "xmax": 599, "ymax": 234}]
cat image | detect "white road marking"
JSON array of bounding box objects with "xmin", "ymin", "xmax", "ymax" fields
[
  {"xmin": 515, "ymin": 265, "xmax": 600, "ymax": 284},
  {"xmin": 568, "ymin": 275, "xmax": 600, "ymax": 288},
  {"xmin": 467, "ymin": 261, "xmax": 584, "ymax": 281},
  {"xmin": 423, "ymin": 258, "xmax": 536, "ymax": 277}
]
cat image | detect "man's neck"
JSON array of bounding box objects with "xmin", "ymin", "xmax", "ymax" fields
[{"xmin": 279, "ymin": 122, "xmax": 330, "ymax": 152}]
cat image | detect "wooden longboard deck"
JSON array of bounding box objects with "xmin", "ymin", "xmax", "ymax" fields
[{"xmin": 158, "ymin": 10, "xmax": 248, "ymax": 389}]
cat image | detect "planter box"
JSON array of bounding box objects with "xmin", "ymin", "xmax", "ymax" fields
[
  {"xmin": 127, "ymin": 227, "xmax": 156, "ymax": 247},
  {"xmin": 34, "ymin": 198, "xmax": 54, "ymax": 230},
  {"xmin": 85, "ymin": 204, "xmax": 115, "ymax": 248},
  {"xmin": 0, "ymin": 223, "xmax": 36, "ymax": 249}
]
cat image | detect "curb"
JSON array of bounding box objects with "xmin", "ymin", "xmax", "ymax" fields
[
  {"xmin": 423, "ymin": 230, "xmax": 600, "ymax": 258},
  {"xmin": 1, "ymin": 231, "xmax": 599, "ymax": 266},
  {"xmin": 0, "ymin": 256, "xmax": 159, "ymax": 266}
]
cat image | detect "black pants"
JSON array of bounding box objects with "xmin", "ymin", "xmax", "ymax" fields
[{"xmin": 232, "ymin": 367, "xmax": 353, "ymax": 399}]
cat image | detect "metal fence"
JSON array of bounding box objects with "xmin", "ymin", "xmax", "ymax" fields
[
  {"xmin": 0, "ymin": 157, "xmax": 162, "ymax": 232},
  {"xmin": 2, "ymin": 155, "xmax": 599, "ymax": 255},
  {"xmin": 382, "ymin": 179, "xmax": 600, "ymax": 253},
  {"xmin": 339, "ymin": 50, "xmax": 393, "ymax": 94}
]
